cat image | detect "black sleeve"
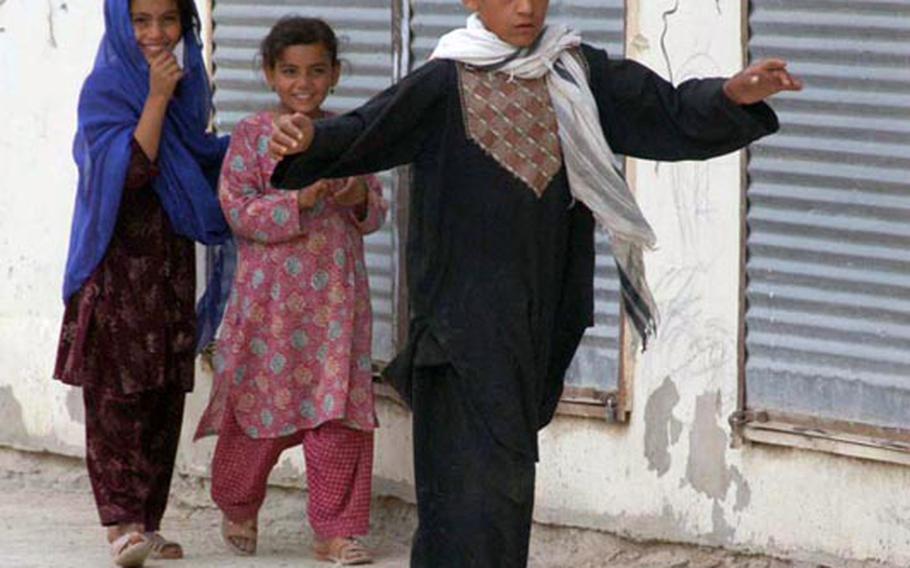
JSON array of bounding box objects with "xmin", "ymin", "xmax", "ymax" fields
[
  {"xmin": 271, "ymin": 59, "xmax": 452, "ymax": 190},
  {"xmin": 581, "ymin": 45, "xmax": 779, "ymax": 162}
]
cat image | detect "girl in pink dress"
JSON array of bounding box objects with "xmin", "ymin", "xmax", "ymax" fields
[{"xmin": 195, "ymin": 17, "xmax": 386, "ymax": 565}]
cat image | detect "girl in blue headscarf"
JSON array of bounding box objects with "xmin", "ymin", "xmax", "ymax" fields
[{"xmin": 53, "ymin": 0, "xmax": 229, "ymax": 565}]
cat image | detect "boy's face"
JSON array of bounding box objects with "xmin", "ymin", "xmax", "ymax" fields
[{"xmin": 463, "ymin": 0, "xmax": 550, "ymax": 48}]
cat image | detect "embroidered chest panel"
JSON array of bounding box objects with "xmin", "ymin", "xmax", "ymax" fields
[{"xmin": 457, "ymin": 64, "xmax": 563, "ymax": 197}]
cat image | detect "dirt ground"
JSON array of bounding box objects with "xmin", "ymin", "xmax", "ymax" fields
[{"xmin": 0, "ymin": 448, "xmax": 868, "ymax": 568}]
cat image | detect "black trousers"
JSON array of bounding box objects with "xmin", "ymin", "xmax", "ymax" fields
[{"xmin": 410, "ymin": 364, "xmax": 536, "ymax": 567}]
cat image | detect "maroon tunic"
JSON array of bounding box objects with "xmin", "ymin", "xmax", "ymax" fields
[{"xmin": 55, "ymin": 141, "xmax": 196, "ymax": 394}]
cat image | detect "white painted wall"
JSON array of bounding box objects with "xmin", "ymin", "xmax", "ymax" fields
[
  {"xmin": 0, "ymin": 0, "xmax": 103, "ymax": 455},
  {"xmin": 2, "ymin": 1, "xmax": 910, "ymax": 566}
]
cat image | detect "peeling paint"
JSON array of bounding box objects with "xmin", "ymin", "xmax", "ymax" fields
[
  {"xmin": 731, "ymin": 466, "xmax": 751, "ymax": 513},
  {"xmin": 711, "ymin": 501, "xmax": 735, "ymax": 544},
  {"xmin": 630, "ymin": 33, "xmax": 650, "ymax": 53},
  {"xmin": 682, "ymin": 391, "xmax": 752, "ymax": 542},
  {"xmin": 685, "ymin": 390, "xmax": 731, "ymax": 500},
  {"xmin": 66, "ymin": 387, "xmax": 84, "ymax": 425},
  {"xmin": 0, "ymin": 386, "xmax": 31, "ymax": 447},
  {"xmin": 644, "ymin": 376, "xmax": 682, "ymax": 477}
]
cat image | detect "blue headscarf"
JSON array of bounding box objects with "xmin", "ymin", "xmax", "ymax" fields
[{"xmin": 63, "ymin": 0, "xmax": 233, "ymax": 351}]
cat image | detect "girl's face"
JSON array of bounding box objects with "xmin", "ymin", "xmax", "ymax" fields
[
  {"xmin": 131, "ymin": 0, "xmax": 183, "ymax": 62},
  {"xmin": 265, "ymin": 43, "xmax": 340, "ymax": 118}
]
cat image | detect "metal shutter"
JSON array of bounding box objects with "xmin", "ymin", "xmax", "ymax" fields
[
  {"xmin": 745, "ymin": 0, "xmax": 910, "ymax": 429},
  {"xmin": 409, "ymin": 0, "xmax": 625, "ymax": 391},
  {"xmin": 212, "ymin": 0, "xmax": 398, "ymax": 361}
]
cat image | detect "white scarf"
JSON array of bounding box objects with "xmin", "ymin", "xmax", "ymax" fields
[{"xmin": 432, "ymin": 14, "xmax": 658, "ymax": 343}]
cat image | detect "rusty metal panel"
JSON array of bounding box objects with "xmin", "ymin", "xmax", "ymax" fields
[
  {"xmin": 211, "ymin": 0, "xmax": 398, "ymax": 361},
  {"xmin": 409, "ymin": 0, "xmax": 625, "ymax": 391},
  {"xmin": 745, "ymin": 0, "xmax": 910, "ymax": 429}
]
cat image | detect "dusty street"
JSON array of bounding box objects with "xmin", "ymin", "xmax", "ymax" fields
[{"xmin": 0, "ymin": 448, "xmax": 871, "ymax": 568}]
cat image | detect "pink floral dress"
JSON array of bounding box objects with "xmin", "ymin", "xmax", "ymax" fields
[{"xmin": 196, "ymin": 111, "xmax": 386, "ymax": 440}]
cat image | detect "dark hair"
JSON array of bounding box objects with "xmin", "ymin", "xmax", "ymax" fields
[
  {"xmin": 129, "ymin": 0, "xmax": 199, "ymax": 35},
  {"xmin": 175, "ymin": 0, "xmax": 200, "ymax": 35},
  {"xmin": 260, "ymin": 17, "xmax": 339, "ymax": 70}
]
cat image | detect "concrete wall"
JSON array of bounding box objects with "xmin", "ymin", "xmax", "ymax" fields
[{"xmin": 2, "ymin": 0, "xmax": 909, "ymax": 566}]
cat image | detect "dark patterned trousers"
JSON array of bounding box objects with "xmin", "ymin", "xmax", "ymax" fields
[{"xmin": 83, "ymin": 385, "xmax": 185, "ymax": 530}]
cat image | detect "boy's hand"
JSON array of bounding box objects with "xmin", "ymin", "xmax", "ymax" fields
[
  {"xmin": 723, "ymin": 59, "xmax": 803, "ymax": 105},
  {"xmin": 297, "ymin": 181, "xmax": 329, "ymax": 210},
  {"xmin": 148, "ymin": 51, "xmax": 183, "ymax": 101},
  {"xmin": 269, "ymin": 113, "xmax": 314, "ymax": 159},
  {"xmin": 331, "ymin": 177, "xmax": 368, "ymax": 207}
]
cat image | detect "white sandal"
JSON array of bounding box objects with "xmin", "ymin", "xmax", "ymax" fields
[
  {"xmin": 110, "ymin": 532, "xmax": 151, "ymax": 567},
  {"xmin": 145, "ymin": 531, "xmax": 184, "ymax": 559}
]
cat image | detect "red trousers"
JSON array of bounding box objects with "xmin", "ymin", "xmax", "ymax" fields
[{"xmin": 211, "ymin": 410, "xmax": 374, "ymax": 540}]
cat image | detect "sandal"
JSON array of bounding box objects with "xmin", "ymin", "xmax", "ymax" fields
[
  {"xmin": 110, "ymin": 532, "xmax": 151, "ymax": 567},
  {"xmin": 221, "ymin": 514, "xmax": 258, "ymax": 556},
  {"xmin": 313, "ymin": 537, "xmax": 373, "ymax": 565},
  {"xmin": 145, "ymin": 532, "xmax": 184, "ymax": 560}
]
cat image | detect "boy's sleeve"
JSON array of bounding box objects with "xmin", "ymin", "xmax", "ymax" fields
[
  {"xmin": 271, "ymin": 60, "xmax": 451, "ymax": 190},
  {"xmin": 219, "ymin": 121, "xmax": 306, "ymax": 244},
  {"xmin": 582, "ymin": 45, "xmax": 779, "ymax": 161}
]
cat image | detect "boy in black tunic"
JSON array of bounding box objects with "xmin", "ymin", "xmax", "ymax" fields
[{"xmin": 269, "ymin": 0, "xmax": 801, "ymax": 565}]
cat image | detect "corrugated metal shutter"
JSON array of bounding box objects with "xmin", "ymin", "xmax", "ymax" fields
[
  {"xmin": 211, "ymin": 0, "xmax": 398, "ymax": 361},
  {"xmin": 409, "ymin": 0, "xmax": 625, "ymax": 391},
  {"xmin": 745, "ymin": 0, "xmax": 910, "ymax": 429}
]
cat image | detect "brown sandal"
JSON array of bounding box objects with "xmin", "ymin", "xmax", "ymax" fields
[
  {"xmin": 145, "ymin": 532, "xmax": 184, "ymax": 559},
  {"xmin": 313, "ymin": 537, "xmax": 373, "ymax": 565},
  {"xmin": 221, "ymin": 515, "xmax": 258, "ymax": 556}
]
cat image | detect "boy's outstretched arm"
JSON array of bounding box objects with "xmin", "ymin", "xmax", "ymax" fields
[
  {"xmin": 723, "ymin": 59, "xmax": 802, "ymax": 105},
  {"xmin": 586, "ymin": 46, "xmax": 801, "ymax": 162},
  {"xmin": 268, "ymin": 60, "xmax": 450, "ymax": 190}
]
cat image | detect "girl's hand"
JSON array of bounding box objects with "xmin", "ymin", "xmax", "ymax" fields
[
  {"xmin": 269, "ymin": 113, "xmax": 314, "ymax": 159},
  {"xmin": 331, "ymin": 177, "xmax": 368, "ymax": 207},
  {"xmin": 148, "ymin": 51, "xmax": 183, "ymax": 101},
  {"xmin": 297, "ymin": 180, "xmax": 329, "ymax": 210},
  {"xmin": 723, "ymin": 59, "xmax": 803, "ymax": 105}
]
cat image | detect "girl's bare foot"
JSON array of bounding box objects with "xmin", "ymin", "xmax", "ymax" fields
[
  {"xmin": 107, "ymin": 522, "xmax": 145, "ymax": 544},
  {"xmin": 221, "ymin": 514, "xmax": 258, "ymax": 556},
  {"xmin": 313, "ymin": 536, "xmax": 373, "ymax": 565}
]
